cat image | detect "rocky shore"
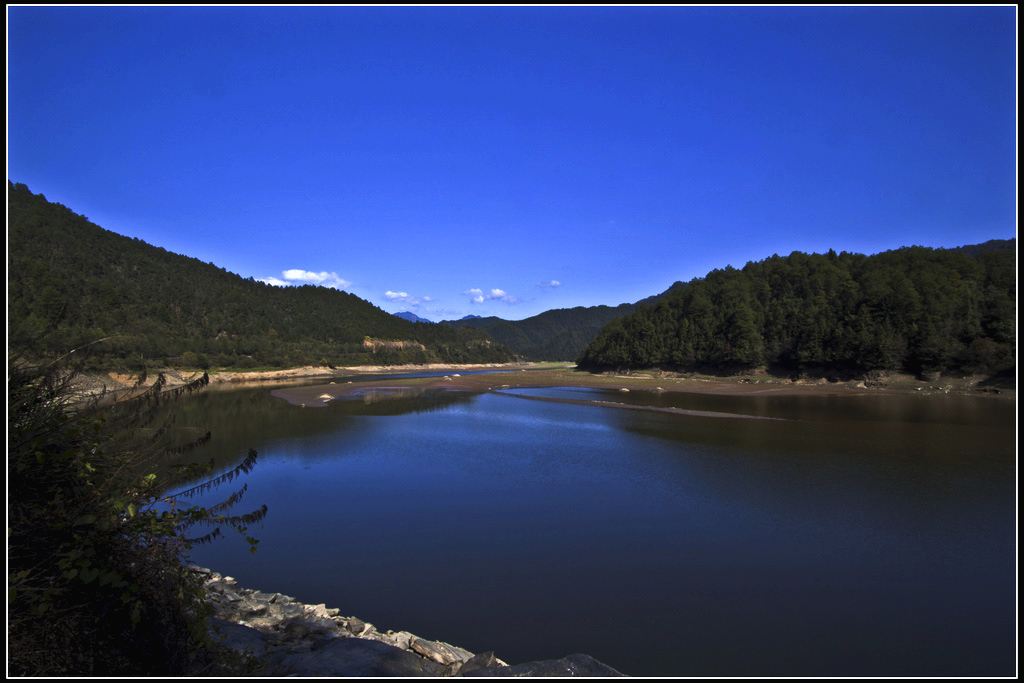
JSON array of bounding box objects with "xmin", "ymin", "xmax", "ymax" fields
[{"xmin": 198, "ymin": 567, "xmax": 625, "ymax": 677}]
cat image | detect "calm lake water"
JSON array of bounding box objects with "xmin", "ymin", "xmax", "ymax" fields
[{"xmin": 166, "ymin": 377, "xmax": 1016, "ymax": 676}]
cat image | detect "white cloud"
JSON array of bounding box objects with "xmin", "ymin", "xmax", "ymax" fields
[
  {"xmin": 385, "ymin": 291, "xmax": 432, "ymax": 306},
  {"xmin": 538, "ymin": 280, "xmax": 562, "ymax": 288},
  {"xmin": 262, "ymin": 269, "xmax": 352, "ymax": 290},
  {"xmin": 464, "ymin": 287, "xmax": 518, "ymax": 304},
  {"xmin": 489, "ymin": 288, "xmax": 519, "ymax": 303},
  {"xmin": 283, "ymin": 270, "xmax": 352, "ymax": 289}
]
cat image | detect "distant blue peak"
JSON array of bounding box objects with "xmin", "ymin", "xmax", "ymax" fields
[{"xmin": 394, "ymin": 311, "xmax": 433, "ymax": 323}]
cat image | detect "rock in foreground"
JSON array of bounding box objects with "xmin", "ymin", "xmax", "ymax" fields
[{"xmin": 197, "ymin": 567, "xmax": 625, "ymax": 676}]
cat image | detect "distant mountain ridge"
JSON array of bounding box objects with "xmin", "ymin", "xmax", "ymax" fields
[
  {"xmin": 440, "ymin": 282, "xmax": 685, "ymax": 362},
  {"xmin": 7, "ymin": 182, "xmax": 514, "ymax": 369}
]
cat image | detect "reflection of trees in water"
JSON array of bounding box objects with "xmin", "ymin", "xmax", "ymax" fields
[
  {"xmin": 157, "ymin": 387, "xmax": 480, "ymax": 480},
  {"xmin": 340, "ymin": 387, "xmax": 478, "ymax": 415}
]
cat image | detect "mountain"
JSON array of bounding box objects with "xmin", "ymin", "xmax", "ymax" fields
[
  {"xmin": 441, "ymin": 284, "xmax": 685, "ymax": 361},
  {"xmin": 393, "ymin": 311, "xmax": 433, "ymax": 324},
  {"xmin": 576, "ymin": 243, "xmax": 1016, "ymax": 380},
  {"xmin": 442, "ymin": 305, "xmax": 633, "ymax": 361},
  {"xmin": 7, "ymin": 182, "xmax": 514, "ymax": 369}
]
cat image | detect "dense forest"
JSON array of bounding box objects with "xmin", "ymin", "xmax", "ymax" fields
[
  {"xmin": 7, "ymin": 182, "xmax": 515, "ymax": 369},
  {"xmin": 577, "ymin": 242, "xmax": 1016, "ymax": 379}
]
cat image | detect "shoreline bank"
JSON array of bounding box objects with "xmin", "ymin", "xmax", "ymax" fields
[
  {"xmin": 72, "ymin": 362, "xmax": 1014, "ymax": 404},
  {"xmin": 255, "ymin": 364, "xmax": 1015, "ymax": 404}
]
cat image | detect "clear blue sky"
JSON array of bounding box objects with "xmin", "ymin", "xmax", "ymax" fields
[{"xmin": 7, "ymin": 6, "xmax": 1017, "ymax": 321}]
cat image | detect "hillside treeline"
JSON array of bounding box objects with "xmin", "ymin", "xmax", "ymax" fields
[
  {"xmin": 577, "ymin": 244, "xmax": 1016, "ymax": 378},
  {"xmin": 7, "ymin": 182, "xmax": 514, "ymax": 369}
]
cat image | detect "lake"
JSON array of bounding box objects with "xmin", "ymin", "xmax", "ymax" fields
[{"xmin": 165, "ymin": 376, "xmax": 1016, "ymax": 676}]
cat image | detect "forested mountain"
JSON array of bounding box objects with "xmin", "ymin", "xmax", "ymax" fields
[
  {"xmin": 577, "ymin": 243, "xmax": 1016, "ymax": 379},
  {"xmin": 7, "ymin": 182, "xmax": 514, "ymax": 369},
  {"xmin": 393, "ymin": 311, "xmax": 433, "ymax": 324},
  {"xmin": 441, "ymin": 285, "xmax": 685, "ymax": 361}
]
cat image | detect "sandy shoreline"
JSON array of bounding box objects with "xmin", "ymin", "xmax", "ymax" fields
[
  {"xmin": 68, "ymin": 362, "xmax": 523, "ymax": 398},
  {"xmin": 208, "ymin": 362, "xmax": 519, "ymax": 384},
  {"xmin": 73, "ymin": 362, "xmax": 1013, "ymax": 404},
  {"xmin": 255, "ymin": 363, "xmax": 1014, "ymax": 409}
]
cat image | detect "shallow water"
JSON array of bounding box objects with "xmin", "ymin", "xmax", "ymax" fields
[{"xmin": 168, "ymin": 381, "xmax": 1016, "ymax": 676}]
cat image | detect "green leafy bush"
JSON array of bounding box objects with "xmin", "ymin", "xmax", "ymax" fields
[{"xmin": 7, "ymin": 353, "xmax": 266, "ymax": 675}]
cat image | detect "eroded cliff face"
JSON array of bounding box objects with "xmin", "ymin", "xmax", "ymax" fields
[
  {"xmin": 363, "ymin": 338, "xmax": 428, "ymax": 352},
  {"xmin": 198, "ymin": 567, "xmax": 625, "ymax": 677}
]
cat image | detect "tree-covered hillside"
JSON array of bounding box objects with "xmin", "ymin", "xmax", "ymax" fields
[
  {"xmin": 7, "ymin": 182, "xmax": 514, "ymax": 369},
  {"xmin": 443, "ymin": 305, "xmax": 633, "ymax": 361},
  {"xmin": 442, "ymin": 284, "xmax": 685, "ymax": 361},
  {"xmin": 577, "ymin": 244, "xmax": 1016, "ymax": 379}
]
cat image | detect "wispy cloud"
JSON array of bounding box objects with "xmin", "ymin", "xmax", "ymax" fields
[
  {"xmin": 464, "ymin": 287, "xmax": 519, "ymax": 304},
  {"xmin": 538, "ymin": 280, "xmax": 562, "ymax": 288},
  {"xmin": 385, "ymin": 291, "xmax": 432, "ymax": 306},
  {"xmin": 261, "ymin": 269, "xmax": 352, "ymax": 290}
]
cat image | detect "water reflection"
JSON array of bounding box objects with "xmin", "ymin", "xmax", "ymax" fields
[
  {"xmin": 170, "ymin": 382, "xmax": 1015, "ymax": 677},
  {"xmin": 159, "ymin": 385, "xmax": 481, "ymax": 475},
  {"xmin": 499, "ymin": 385, "xmax": 1016, "ymax": 426}
]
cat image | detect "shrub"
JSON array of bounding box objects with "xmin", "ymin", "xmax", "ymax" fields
[{"xmin": 7, "ymin": 354, "xmax": 266, "ymax": 675}]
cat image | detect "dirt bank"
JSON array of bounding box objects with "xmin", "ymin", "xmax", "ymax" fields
[
  {"xmin": 70, "ymin": 364, "xmax": 1014, "ymax": 404},
  {"xmin": 267, "ymin": 365, "xmax": 1014, "ymax": 408}
]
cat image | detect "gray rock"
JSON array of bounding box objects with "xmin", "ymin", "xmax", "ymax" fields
[
  {"xmin": 411, "ymin": 637, "xmax": 474, "ymax": 666},
  {"xmin": 246, "ymin": 615, "xmax": 289, "ymax": 630},
  {"xmin": 282, "ymin": 621, "xmax": 312, "ymax": 639},
  {"xmin": 381, "ymin": 630, "xmax": 416, "ymax": 650},
  {"xmin": 291, "ymin": 616, "xmax": 344, "ymax": 636},
  {"xmin": 346, "ymin": 616, "xmax": 369, "ymax": 636},
  {"xmin": 464, "ymin": 653, "xmax": 625, "ymax": 677},
  {"xmin": 456, "ymin": 650, "xmax": 500, "ymax": 676},
  {"xmin": 197, "ymin": 568, "xmax": 624, "ymax": 678},
  {"xmin": 250, "ymin": 590, "xmax": 276, "ymax": 603},
  {"xmin": 273, "ymin": 636, "xmax": 450, "ymax": 676},
  {"xmin": 242, "ymin": 602, "xmax": 268, "ymax": 617},
  {"xmin": 209, "ymin": 618, "xmax": 268, "ymax": 658},
  {"xmin": 307, "ymin": 602, "xmax": 339, "ymax": 618},
  {"xmin": 275, "ymin": 602, "xmax": 306, "ymax": 620}
]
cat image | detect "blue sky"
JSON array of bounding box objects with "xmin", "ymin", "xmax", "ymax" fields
[{"xmin": 7, "ymin": 6, "xmax": 1017, "ymax": 321}]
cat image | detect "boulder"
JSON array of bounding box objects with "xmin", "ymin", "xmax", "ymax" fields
[
  {"xmin": 209, "ymin": 618, "xmax": 269, "ymax": 658},
  {"xmin": 464, "ymin": 653, "xmax": 626, "ymax": 677},
  {"xmin": 456, "ymin": 650, "xmax": 501, "ymax": 675},
  {"xmin": 410, "ymin": 637, "xmax": 474, "ymax": 666}
]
